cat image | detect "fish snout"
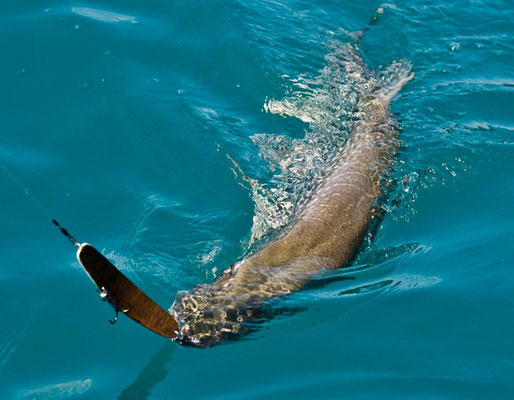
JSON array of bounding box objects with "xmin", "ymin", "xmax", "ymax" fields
[{"xmin": 171, "ymin": 290, "xmax": 257, "ymax": 348}]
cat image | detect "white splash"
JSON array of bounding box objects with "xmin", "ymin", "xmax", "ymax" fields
[
  {"xmin": 235, "ymin": 39, "xmax": 379, "ymax": 244},
  {"xmin": 17, "ymin": 379, "xmax": 92, "ymax": 399},
  {"xmin": 71, "ymin": 7, "xmax": 138, "ymax": 24}
]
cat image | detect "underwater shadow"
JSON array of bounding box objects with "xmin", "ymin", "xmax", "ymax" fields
[{"xmin": 117, "ymin": 341, "xmax": 176, "ymax": 400}]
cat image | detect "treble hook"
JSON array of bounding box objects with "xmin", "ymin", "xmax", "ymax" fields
[
  {"xmin": 99, "ymin": 287, "xmax": 120, "ymax": 325},
  {"xmin": 109, "ymin": 309, "xmax": 119, "ymax": 325}
]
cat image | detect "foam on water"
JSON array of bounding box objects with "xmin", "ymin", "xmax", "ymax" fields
[
  {"xmin": 71, "ymin": 7, "xmax": 138, "ymax": 24},
  {"xmin": 17, "ymin": 379, "xmax": 92, "ymax": 400}
]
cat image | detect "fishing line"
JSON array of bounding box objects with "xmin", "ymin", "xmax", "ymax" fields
[
  {"xmin": 2, "ymin": 163, "xmax": 179, "ymax": 337},
  {"xmin": 1, "ymin": 163, "xmax": 79, "ymax": 247}
]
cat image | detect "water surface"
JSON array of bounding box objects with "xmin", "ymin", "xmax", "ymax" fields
[{"xmin": 1, "ymin": 0, "xmax": 513, "ymax": 398}]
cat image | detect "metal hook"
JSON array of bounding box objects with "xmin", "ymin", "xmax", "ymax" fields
[
  {"xmin": 109, "ymin": 309, "xmax": 119, "ymax": 325},
  {"xmin": 99, "ymin": 287, "xmax": 120, "ymax": 325}
]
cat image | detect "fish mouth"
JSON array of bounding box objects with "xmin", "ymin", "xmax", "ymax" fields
[
  {"xmin": 174, "ymin": 320, "xmax": 250, "ymax": 348},
  {"xmin": 170, "ymin": 290, "xmax": 263, "ymax": 348}
]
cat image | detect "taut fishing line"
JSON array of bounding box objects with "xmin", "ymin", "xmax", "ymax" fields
[{"xmin": 1, "ymin": 163, "xmax": 78, "ymax": 246}]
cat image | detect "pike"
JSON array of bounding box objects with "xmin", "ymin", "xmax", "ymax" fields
[{"xmin": 171, "ymin": 34, "xmax": 414, "ymax": 347}]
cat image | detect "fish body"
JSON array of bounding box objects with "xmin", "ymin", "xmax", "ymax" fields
[{"xmin": 172, "ymin": 40, "xmax": 414, "ymax": 347}]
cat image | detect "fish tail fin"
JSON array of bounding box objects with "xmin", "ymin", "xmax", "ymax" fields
[
  {"xmin": 376, "ymin": 59, "xmax": 414, "ymax": 103},
  {"xmin": 351, "ymin": 3, "xmax": 395, "ymax": 42}
]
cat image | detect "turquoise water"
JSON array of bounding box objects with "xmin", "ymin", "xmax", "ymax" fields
[{"xmin": 1, "ymin": 0, "xmax": 513, "ymax": 398}]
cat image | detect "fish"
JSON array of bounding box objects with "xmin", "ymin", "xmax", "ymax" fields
[{"xmin": 171, "ymin": 30, "xmax": 414, "ymax": 348}]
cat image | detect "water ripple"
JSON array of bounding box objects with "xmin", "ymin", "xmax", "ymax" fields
[{"xmin": 338, "ymin": 273, "xmax": 442, "ymax": 297}]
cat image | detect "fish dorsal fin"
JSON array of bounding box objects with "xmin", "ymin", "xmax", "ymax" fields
[{"xmin": 376, "ymin": 60, "xmax": 415, "ymax": 103}]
